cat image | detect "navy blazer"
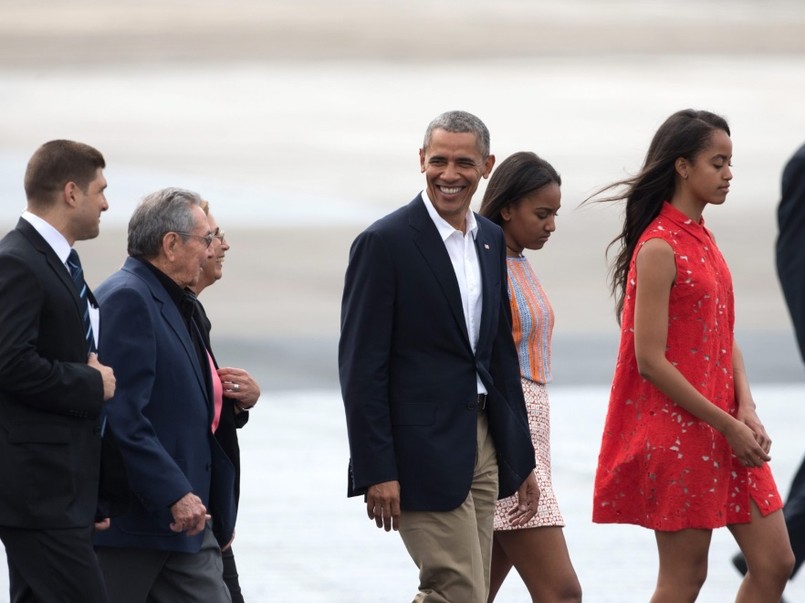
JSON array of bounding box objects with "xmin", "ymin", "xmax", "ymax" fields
[
  {"xmin": 339, "ymin": 196, "xmax": 535, "ymax": 512},
  {"xmin": 94, "ymin": 257, "xmax": 236, "ymax": 552},
  {"xmin": 0, "ymin": 219, "xmax": 106, "ymax": 528},
  {"xmin": 777, "ymin": 143, "xmax": 805, "ymax": 363}
]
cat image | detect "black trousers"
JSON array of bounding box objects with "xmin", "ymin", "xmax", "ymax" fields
[
  {"xmin": 0, "ymin": 524, "xmax": 108, "ymax": 603},
  {"xmin": 784, "ymin": 454, "xmax": 805, "ymax": 578},
  {"xmin": 222, "ymin": 546, "xmax": 245, "ymax": 603}
]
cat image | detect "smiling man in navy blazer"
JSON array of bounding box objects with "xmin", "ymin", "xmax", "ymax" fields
[{"xmin": 339, "ymin": 110, "xmax": 539, "ymax": 603}]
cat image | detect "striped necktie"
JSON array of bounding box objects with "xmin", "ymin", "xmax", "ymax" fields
[{"xmin": 66, "ymin": 249, "xmax": 97, "ymax": 354}]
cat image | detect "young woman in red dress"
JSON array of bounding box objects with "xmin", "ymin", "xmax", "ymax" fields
[{"xmin": 592, "ymin": 109, "xmax": 794, "ymax": 602}]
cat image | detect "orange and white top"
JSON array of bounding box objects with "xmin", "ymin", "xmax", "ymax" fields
[{"xmin": 507, "ymin": 256, "xmax": 554, "ymax": 384}]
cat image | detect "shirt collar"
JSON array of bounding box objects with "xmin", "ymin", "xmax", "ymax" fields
[
  {"xmin": 21, "ymin": 211, "xmax": 72, "ymax": 264},
  {"xmin": 420, "ymin": 190, "xmax": 478, "ymax": 241}
]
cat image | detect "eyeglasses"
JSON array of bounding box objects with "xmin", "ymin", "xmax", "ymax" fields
[
  {"xmin": 174, "ymin": 232, "xmax": 214, "ymax": 247},
  {"xmin": 212, "ymin": 228, "xmax": 226, "ymax": 244}
]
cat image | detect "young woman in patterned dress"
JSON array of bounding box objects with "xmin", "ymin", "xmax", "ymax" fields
[
  {"xmin": 592, "ymin": 109, "xmax": 794, "ymax": 602},
  {"xmin": 480, "ymin": 152, "xmax": 582, "ymax": 602}
]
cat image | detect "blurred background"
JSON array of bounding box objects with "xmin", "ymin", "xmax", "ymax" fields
[{"xmin": 1, "ymin": 1, "xmax": 804, "ymax": 600}]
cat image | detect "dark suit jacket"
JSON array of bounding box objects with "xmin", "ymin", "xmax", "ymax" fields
[
  {"xmin": 93, "ymin": 257, "xmax": 236, "ymax": 552},
  {"xmin": 0, "ymin": 218, "xmax": 105, "ymax": 528},
  {"xmin": 777, "ymin": 143, "xmax": 805, "ymax": 363},
  {"xmin": 193, "ymin": 297, "xmax": 249, "ymax": 505},
  {"xmin": 339, "ymin": 196, "xmax": 535, "ymax": 512}
]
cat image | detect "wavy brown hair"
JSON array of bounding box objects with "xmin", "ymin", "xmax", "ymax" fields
[{"xmin": 586, "ymin": 109, "xmax": 730, "ymax": 322}]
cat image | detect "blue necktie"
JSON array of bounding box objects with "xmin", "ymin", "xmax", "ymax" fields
[
  {"xmin": 67, "ymin": 249, "xmax": 106, "ymax": 436},
  {"xmin": 66, "ymin": 249, "xmax": 97, "ymax": 354}
]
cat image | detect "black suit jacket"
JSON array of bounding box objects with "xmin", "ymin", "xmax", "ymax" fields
[
  {"xmin": 0, "ymin": 218, "xmax": 106, "ymax": 528},
  {"xmin": 193, "ymin": 297, "xmax": 249, "ymax": 505},
  {"xmin": 777, "ymin": 143, "xmax": 805, "ymax": 363},
  {"xmin": 339, "ymin": 196, "xmax": 535, "ymax": 512}
]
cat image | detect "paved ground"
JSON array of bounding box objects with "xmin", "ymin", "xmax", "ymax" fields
[{"xmin": 2, "ymin": 383, "xmax": 805, "ymax": 601}]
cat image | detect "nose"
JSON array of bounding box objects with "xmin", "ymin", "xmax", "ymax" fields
[
  {"xmin": 724, "ymin": 165, "xmax": 733, "ymax": 180},
  {"xmin": 442, "ymin": 161, "xmax": 459, "ymax": 181},
  {"xmin": 546, "ymin": 216, "xmax": 557, "ymax": 232}
]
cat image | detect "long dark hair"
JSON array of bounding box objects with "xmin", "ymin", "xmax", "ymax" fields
[
  {"xmin": 588, "ymin": 109, "xmax": 730, "ymax": 321},
  {"xmin": 479, "ymin": 151, "xmax": 561, "ymax": 224}
]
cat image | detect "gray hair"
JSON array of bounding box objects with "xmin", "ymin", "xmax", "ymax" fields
[
  {"xmin": 127, "ymin": 187, "xmax": 204, "ymax": 258},
  {"xmin": 422, "ymin": 110, "xmax": 490, "ymax": 158}
]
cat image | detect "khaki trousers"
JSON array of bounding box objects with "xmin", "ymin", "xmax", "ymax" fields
[{"xmin": 399, "ymin": 412, "xmax": 499, "ymax": 603}]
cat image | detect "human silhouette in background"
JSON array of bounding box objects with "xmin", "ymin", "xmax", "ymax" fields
[{"xmin": 732, "ymin": 142, "xmax": 805, "ymax": 600}]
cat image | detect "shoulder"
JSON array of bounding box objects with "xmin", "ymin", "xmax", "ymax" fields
[
  {"xmin": 97, "ymin": 261, "xmax": 155, "ymax": 305},
  {"xmin": 635, "ymin": 238, "xmax": 676, "ymax": 283}
]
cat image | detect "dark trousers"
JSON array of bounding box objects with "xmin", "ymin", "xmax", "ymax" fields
[
  {"xmin": 0, "ymin": 524, "xmax": 108, "ymax": 603},
  {"xmin": 222, "ymin": 546, "xmax": 245, "ymax": 603},
  {"xmin": 95, "ymin": 524, "xmax": 230, "ymax": 603},
  {"xmin": 784, "ymin": 454, "xmax": 805, "ymax": 578}
]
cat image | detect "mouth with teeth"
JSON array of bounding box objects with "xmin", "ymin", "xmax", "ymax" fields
[{"xmin": 438, "ymin": 185, "xmax": 463, "ymax": 195}]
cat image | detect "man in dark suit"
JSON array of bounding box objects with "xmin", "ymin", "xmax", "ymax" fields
[
  {"xmin": 0, "ymin": 140, "xmax": 116, "ymax": 602},
  {"xmin": 93, "ymin": 188, "xmax": 236, "ymax": 603},
  {"xmin": 339, "ymin": 110, "xmax": 539, "ymax": 603},
  {"xmin": 733, "ymin": 143, "xmax": 805, "ymax": 598}
]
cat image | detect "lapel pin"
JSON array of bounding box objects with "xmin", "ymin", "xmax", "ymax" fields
[{"xmin": 483, "ymin": 243, "xmax": 489, "ymax": 250}]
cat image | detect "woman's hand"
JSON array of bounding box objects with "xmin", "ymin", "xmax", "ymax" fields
[{"xmin": 723, "ymin": 418, "xmax": 771, "ymax": 467}]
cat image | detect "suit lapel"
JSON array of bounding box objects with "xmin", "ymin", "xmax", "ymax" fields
[
  {"xmin": 474, "ymin": 219, "xmax": 497, "ymax": 355},
  {"xmin": 407, "ymin": 198, "xmax": 472, "ymax": 349},
  {"xmin": 17, "ymin": 219, "xmax": 89, "ymax": 346},
  {"xmin": 127, "ymin": 259, "xmax": 210, "ymax": 405}
]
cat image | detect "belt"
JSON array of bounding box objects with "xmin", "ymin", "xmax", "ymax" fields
[{"xmin": 469, "ymin": 393, "xmax": 487, "ymax": 412}]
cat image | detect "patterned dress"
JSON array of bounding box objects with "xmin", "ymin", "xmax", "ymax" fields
[
  {"xmin": 494, "ymin": 256, "xmax": 565, "ymax": 530},
  {"xmin": 593, "ymin": 202, "xmax": 783, "ymax": 531}
]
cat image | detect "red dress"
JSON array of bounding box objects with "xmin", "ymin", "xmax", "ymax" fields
[{"xmin": 593, "ymin": 202, "xmax": 783, "ymax": 531}]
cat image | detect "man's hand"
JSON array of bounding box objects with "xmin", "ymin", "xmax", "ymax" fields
[
  {"xmin": 88, "ymin": 353, "xmax": 115, "ymax": 400},
  {"xmin": 366, "ymin": 480, "xmax": 401, "ymax": 532},
  {"xmin": 94, "ymin": 517, "xmax": 111, "ymax": 531},
  {"xmin": 169, "ymin": 492, "xmax": 210, "ymax": 536},
  {"xmin": 507, "ymin": 472, "xmax": 540, "ymax": 526}
]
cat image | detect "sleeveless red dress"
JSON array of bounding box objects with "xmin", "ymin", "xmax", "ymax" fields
[{"xmin": 593, "ymin": 202, "xmax": 783, "ymax": 531}]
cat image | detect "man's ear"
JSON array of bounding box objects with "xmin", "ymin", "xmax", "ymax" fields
[
  {"xmin": 162, "ymin": 232, "xmax": 179, "ymax": 261},
  {"xmin": 482, "ymin": 154, "xmax": 496, "ymax": 178},
  {"xmin": 62, "ymin": 181, "xmax": 80, "ymax": 208}
]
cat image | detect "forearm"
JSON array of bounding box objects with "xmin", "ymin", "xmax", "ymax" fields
[
  {"xmin": 637, "ymin": 352, "xmax": 736, "ymax": 435},
  {"xmin": 731, "ymin": 341, "xmax": 756, "ymax": 411}
]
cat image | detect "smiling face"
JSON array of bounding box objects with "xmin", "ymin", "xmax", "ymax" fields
[
  {"xmin": 196, "ymin": 211, "xmax": 230, "ymax": 292},
  {"xmin": 676, "ymin": 128, "xmax": 733, "ymax": 210},
  {"xmin": 500, "ymin": 182, "xmax": 561, "ymax": 255},
  {"xmin": 419, "ymin": 129, "xmax": 495, "ymax": 231}
]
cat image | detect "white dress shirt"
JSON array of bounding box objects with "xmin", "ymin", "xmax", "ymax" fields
[
  {"xmin": 21, "ymin": 211, "xmax": 100, "ymax": 348},
  {"xmin": 421, "ymin": 192, "xmax": 486, "ymax": 395}
]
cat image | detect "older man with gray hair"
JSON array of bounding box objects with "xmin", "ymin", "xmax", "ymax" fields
[{"xmin": 93, "ymin": 187, "xmax": 237, "ymax": 603}]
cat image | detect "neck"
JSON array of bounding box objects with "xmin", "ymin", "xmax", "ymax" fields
[{"xmin": 506, "ymin": 245, "xmax": 523, "ymax": 258}]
